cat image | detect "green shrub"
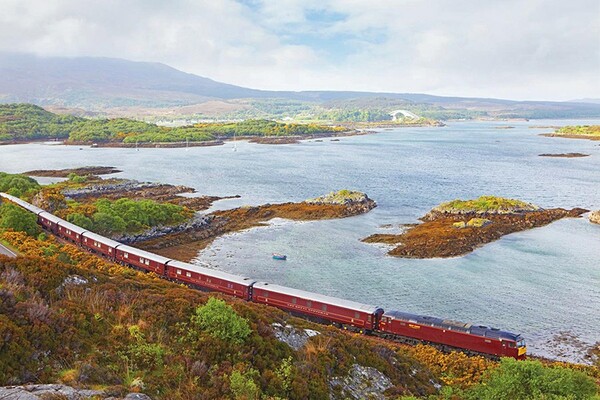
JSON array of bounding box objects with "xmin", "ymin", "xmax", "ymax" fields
[
  {"xmin": 230, "ymin": 368, "xmax": 261, "ymax": 400},
  {"xmin": 465, "ymin": 358, "xmax": 598, "ymax": 400},
  {"xmin": 191, "ymin": 298, "xmax": 251, "ymax": 345}
]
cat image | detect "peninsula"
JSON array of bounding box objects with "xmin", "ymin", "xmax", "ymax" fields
[{"xmin": 541, "ymin": 125, "xmax": 600, "ymax": 141}]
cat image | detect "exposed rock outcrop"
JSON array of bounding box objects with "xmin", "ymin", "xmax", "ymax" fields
[
  {"xmin": 329, "ymin": 364, "xmax": 393, "ymax": 400},
  {"xmin": 114, "ymin": 213, "xmax": 211, "ymax": 244},
  {"xmin": 305, "ymin": 190, "xmax": 376, "ymax": 214},
  {"xmin": 271, "ymin": 322, "xmax": 320, "ymax": 351},
  {"xmin": 0, "ymin": 384, "xmax": 151, "ymax": 400}
]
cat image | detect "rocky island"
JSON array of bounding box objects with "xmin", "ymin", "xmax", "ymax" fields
[
  {"xmin": 538, "ymin": 153, "xmax": 590, "ymax": 158},
  {"xmin": 363, "ymin": 196, "xmax": 587, "ymax": 258}
]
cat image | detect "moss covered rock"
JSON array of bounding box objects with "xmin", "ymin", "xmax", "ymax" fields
[
  {"xmin": 425, "ymin": 196, "xmax": 539, "ymax": 220},
  {"xmin": 306, "ymin": 190, "xmax": 370, "ymax": 205}
]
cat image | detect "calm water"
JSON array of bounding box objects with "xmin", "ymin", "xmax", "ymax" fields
[{"xmin": 1, "ymin": 120, "xmax": 599, "ymax": 362}]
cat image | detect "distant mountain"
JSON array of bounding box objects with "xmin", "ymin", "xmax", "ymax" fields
[
  {"xmin": 1, "ymin": 52, "xmax": 599, "ymax": 119},
  {"xmin": 570, "ymin": 98, "xmax": 600, "ymax": 104},
  {"xmin": 0, "ymin": 52, "xmax": 266, "ymax": 107}
]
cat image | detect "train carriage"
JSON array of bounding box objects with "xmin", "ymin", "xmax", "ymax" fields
[
  {"xmin": 81, "ymin": 231, "xmax": 121, "ymax": 258},
  {"xmin": 251, "ymin": 282, "xmax": 383, "ymax": 331},
  {"xmin": 116, "ymin": 244, "xmax": 172, "ymax": 275},
  {"xmin": 56, "ymin": 219, "xmax": 87, "ymax": 244},
  {"xmin": 38, "ymin": 212, "xmax": 62, "ymax": 233},
  {"xmin": 379, "ymin": 310, "xmax": 526, "ymax": 359},
  {"xmin": 166, "ymin": 260, "xmax": 255, "ymax": 300}
]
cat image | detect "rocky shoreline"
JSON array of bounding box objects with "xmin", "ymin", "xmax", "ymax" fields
[
  {"xmin": 24, "ymin": 166, "xmax": 122, "ymax": 177},
  {"xmin": 56, "ymin": 178, "xmax": 235, "ymax": 211},
  {"xmin": 540, "ymin": 133, "xmax": 600, "ymax": 141},
  {"xmin": 363, "ymin": 198, "xmax": 588, "ymax": 258}
]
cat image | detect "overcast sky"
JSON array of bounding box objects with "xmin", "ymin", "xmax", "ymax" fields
[{"xmin": 1, "ymin": 0, "xmax": 599, "ymax": 100}]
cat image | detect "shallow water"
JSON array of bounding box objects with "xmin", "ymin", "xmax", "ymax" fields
[{"xmin": 1, "ymin": 119, "xmax": 599, "ymax": 362}]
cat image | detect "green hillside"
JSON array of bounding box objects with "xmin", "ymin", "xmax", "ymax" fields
[{"xmin": 0, "ymin": 104, "xmax": 346, "ymax": 144}]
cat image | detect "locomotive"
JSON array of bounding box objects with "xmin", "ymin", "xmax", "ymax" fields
[{"xmin": 0, "ymin": 192, "xmax": 526, "ymax": 359}]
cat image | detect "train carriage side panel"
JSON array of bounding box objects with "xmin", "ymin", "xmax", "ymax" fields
[
  {"xmin": 81, "ymin": 231, "xmax": 121, "ymax": 258},
  {"xmin": 38, "ymin": 212, "xmax": 61, "ymax": 234},
  {"xmin": 167, "ymin": 260, "xmax": 255, "ymax": 300},
  {"xmin": 56, "ymin": 219, "xmax": 87, "ymax": 244},
  {"xmin": 252, "ymin": 282, "xmax": 383, "ymax": 330},
  {"xmin": 116, "ymin": 244, "xmax": 171, "ymax": 275}
]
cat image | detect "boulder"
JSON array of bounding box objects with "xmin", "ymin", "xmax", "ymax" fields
[
  {"xmin": 590, "ymin": 210, "xmax": 600, "ymax": 225},
  {"xmin": 329, "ymin": 364, "xmax": 393, "ymax": 400},
  {"xmin": 271, "ymin": 322, "xmax": 320, "ymax": 351}
]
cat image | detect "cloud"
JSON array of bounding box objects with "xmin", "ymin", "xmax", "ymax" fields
[{"xmin": 0, "ymin": 0, "xmax": 598, "ymax": 100}]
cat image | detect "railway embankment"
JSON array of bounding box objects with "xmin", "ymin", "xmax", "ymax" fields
[
  {"xmin": 138, "ymin": 190, "xmax": 376, "ymax": 261},
  {"xmin": 363, "ymin": 196, "xmax": 588, "ymax": 258}
]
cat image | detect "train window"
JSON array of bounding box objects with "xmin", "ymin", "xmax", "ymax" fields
[
  {"xmin": 322, "ymin": 304, "xmax": 327, "ymax": 311},
  {"xmin": 176, "ymin": 269, "xmax": 182, "ymax": 275},
  {"xmin": 306, "ymin": 301, "xmax": 312, "ymax": 308},
  {"xmin": 124, "ymin": 253, "xmax": 129, "ymax": 258},
  {"xmin": 186, "ymin": 272, "xmax": 191, "ymax": 277},
  {"xmin": 228, "ymin": 283, "xmax": 233, "ymax": 289},
  {"xmin": 264, "ymin": 291, "xmax": 268, "ymax": 297},
  {"xmin": 292, "ymin": 298, "xmax": 297, "ymax": 304},
  {"xmin": 355, "ymin": 312, "xmax": 360, "ymax": 319},
  {"xmin": 145, "ymin": 260, "xmax": 149, "ymax": 265},
  {"xmin": 508, "ymin": 342, "xmax": 516, "ymax": 348},
  {"xmin": 109, "ymin": 249, "xmax": 112, "ymax": 253},
  {"xmin": 140, "ymin": 257, "xmax": 145, "ymax": 263}
]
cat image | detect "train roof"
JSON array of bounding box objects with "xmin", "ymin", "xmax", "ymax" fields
[
  {"xmin": 383, "ymin": 310, "xmax": 521, "ymax": 341},
  {"xmin": 253, "ymin": 282, "xmax": 382, "ymax": 314},
  {"xmin": 56, "ymin": 218, "xmax": 88, "ymax": 235},
  {"xmin": 82, "ymin": 231, "xmax": 123, "ymax": 248},
  {"xmin": 39, "ymin": 211, "xmax": 62, "ymax": 224},
  {"xmin": 167, "ymin": 260, "xmax": 256, "ymax": 287},
  {"xmin": 117, "ymin": 244, "xmax": 173, "ymax": 265},
  {"xmin": 0, "ymin": 193, "xmax": 46, "ymax": 215}
]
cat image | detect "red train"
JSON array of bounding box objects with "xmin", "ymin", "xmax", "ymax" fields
[{"xmin": 0, "ymin": 192, "xmax": 527, "ymax": 359}]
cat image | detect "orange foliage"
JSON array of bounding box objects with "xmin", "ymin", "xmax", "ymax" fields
[
  {"xmin": 0, "ymin": 230, "xmax": 153, "ymax": 280},
  {"xmin": 404, "ymin": 344, "xmax": 495, "ymax": 388}
]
